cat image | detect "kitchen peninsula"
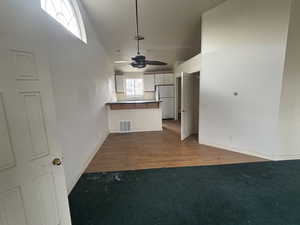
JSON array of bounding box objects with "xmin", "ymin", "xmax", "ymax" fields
[{"xmin": 106, "ymin": 100, "xmax": 162, "ymax": 133}]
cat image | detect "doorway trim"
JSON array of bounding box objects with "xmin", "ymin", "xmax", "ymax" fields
[
  {"xmin": 175, "ymin": 75, "xmax": 181, "ymax": 121},
  {"xmin": 175, "ymin": 71, "xmax": 201, "ymax": 142}
]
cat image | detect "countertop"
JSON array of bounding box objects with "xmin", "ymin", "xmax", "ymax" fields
[{"xmin": 106, "ymin": 100, "xmax": 161, "ymax": 105}]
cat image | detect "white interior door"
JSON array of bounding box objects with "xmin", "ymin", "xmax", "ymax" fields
[
  {"xmin": 181, "ymin": 72, "xmax": 194, "ymax": 141},
  {"xmin": 0, "ymin": 1, "xmax": 71, "ymax": 225}
]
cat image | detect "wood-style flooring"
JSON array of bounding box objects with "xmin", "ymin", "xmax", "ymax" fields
[{"xmin": 85, "ymin": 120, "xmax": 267, "ymax": 173}]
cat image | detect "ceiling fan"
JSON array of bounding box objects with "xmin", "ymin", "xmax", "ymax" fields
[{"xmin": 114, "ymin": 0, "xmax": 167, "ymax": 69}]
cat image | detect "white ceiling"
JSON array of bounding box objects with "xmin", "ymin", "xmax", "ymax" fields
[{"xmin": 81, "ymin": 0, "xmax": 226, "ymax": 72}]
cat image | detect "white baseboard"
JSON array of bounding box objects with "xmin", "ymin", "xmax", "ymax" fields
[
  {"xmin": 271, "ymin": 154, "xmax": 300, "ymax": 161},
  {"xmin": 67, "ymin": 131, "xmax": 109, "ymax": 194},
  {"xmin": 199, "ymin": 141, "xmax": 300, "ymax": 161},
  {"xmin": 199, "ymin": 140, "xmax": 273, "ymax": 160}
]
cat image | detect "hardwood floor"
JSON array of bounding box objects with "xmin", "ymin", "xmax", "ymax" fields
[{"xmin": 85, "ymin": 120, "xmax": 267, "ymax": 173}]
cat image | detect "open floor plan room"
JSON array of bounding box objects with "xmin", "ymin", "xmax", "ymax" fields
[{"xmin": 1, "ymin": 0, "xmax": 300, "ymax": 225}]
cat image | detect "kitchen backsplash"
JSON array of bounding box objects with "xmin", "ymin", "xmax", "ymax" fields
[{"xmin": 116, "ymin": 91, "xmax": 156, "ymax": 101}]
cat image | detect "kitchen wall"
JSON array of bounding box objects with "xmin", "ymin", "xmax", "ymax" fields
[
  {"xmin": 42, "ymin": 0, "xmax": 115, "ymax": 191},
  {"xmin": 116, "ymin": 72, "xmax": 156, "ymax": 100},
  {"xmin": 279, "ymin": 0, "xmax": 300, "ymax": 159},
  {"xmin": 199, "ymin": 0, "xmax": 291, "ymax": 159},
  {"xmin": 117, "ymin": 92, "xmax": 155, "ymax": 101}
]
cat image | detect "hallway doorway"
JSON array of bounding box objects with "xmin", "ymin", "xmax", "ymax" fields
[{"xmin": 176, "ymin": 72, "xmax": 200, "ymax": 141}]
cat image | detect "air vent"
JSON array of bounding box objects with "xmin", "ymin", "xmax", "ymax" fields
[{"xmin": 120, "ymin": 121, "xmax": 131, "ymax": 133}]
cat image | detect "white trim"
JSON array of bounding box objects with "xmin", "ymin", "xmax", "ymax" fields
[
  {"xmin": 41, "ymin": 0, "xmax": 87, "ymax": 43},
  {"xmin": 174, "ymin": 77, "xmax": 180, "ymax": 121},
  {"xmin": 70, "ymin": 0, "xmax": 87, "ymax": 43},
  {"xmin": 198, "ymin": 140, "xmax": 273, "ymax": 160},
  {"xmin": 199, "ymin": 140, "xmax": 300, "ymax": 161},
  {"xmin": 271, "ymin": 154, "xmax": 300, "ymax": 161},
  {"xmin": 67, "ymin": 131, "xmax": 109, "ymax": 193}
]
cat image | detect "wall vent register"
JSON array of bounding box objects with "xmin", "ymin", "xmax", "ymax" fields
[{"xmin": 120, "ymin": 121, "xmax": 131, "ymax": 133}]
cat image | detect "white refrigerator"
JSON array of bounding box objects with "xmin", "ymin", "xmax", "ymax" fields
[{"xmin": 157, "ymin": 85, "xmax": 175, "ymax": 119}]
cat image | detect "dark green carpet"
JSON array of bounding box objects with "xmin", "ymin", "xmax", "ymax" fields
[{"xmin": 69, "ymin": 161, "xmax": 300, "ymax": 225}]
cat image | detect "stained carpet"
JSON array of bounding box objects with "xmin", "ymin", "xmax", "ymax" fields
[{"xmin": 69, "ymin": 161, "xmax": 300, "ymax": 225}]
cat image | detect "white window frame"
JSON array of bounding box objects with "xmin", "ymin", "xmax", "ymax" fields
[
  {"xmin": 125, "ymin": 78, "xmax": 144, "ymax": 98},
  {"xmin": 41, "ymin": 0, "xmax": 87, "ymax": 43}
]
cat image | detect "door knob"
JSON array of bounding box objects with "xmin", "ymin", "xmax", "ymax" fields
[{"xmin": 52, "ymin": 158, "xmax": 62, "ymax": 166}]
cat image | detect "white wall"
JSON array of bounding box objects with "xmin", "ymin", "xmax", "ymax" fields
[
  {"xmin": 279, "ymin": 0, "xmax": 300, "ymax": 159},
  {"xmin": 175, "ymin": 54, "xmax": 201, "ymax": 75},
  {"xmin": 108, "ymin": 108, "xmax": 162, "ymax": 133},
  {"xmin": 41, "ymin": 1, "xmax": 115, "ymax": 191},
  {"xmin": 199, "ymin": 0, "xmax": 291, "ymax": 159},
  {"xmin": 0, "ymin": 0, "xmax": 114, "ymax": 193}
]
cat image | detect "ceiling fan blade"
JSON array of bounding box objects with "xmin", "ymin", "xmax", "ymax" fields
[
  {"xmin": 114, "ymin": 60, "xmax": 131, "ymax": 64},
  {"xmin": 145, "ymin": 60, "xmax": 167, "ymax": 66}
]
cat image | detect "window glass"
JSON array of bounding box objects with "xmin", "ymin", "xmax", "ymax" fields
[
  {"xmin": 125, "ymin": 79, "xmax": 144, "ymax": 97},
  {"xmin": 41, "ymin": 0, "xmax": 86, "ymax": 42}
]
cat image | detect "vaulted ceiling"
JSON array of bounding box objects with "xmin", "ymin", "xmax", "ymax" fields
[{"xmin": 81, "ymin": 0, "xmax": 226, "ymax": 72}]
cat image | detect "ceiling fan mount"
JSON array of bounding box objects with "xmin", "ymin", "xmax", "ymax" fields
[
  {"xmin": 115, "ymin": 0, "xmax": 167, "ymax": 69},
  {"xmin": 135, "ymin": 35, "xmax": 145, "ymax": 41}
]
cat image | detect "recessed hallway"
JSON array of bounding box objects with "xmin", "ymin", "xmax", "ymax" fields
[{"xmin": 85, "ymin": 120, "xmax": 267, "ymax": 173}]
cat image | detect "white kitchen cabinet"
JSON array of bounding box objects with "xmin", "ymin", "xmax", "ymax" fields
[
  {"xmin": 155, "ymin": 73, "xmax": 174, "ymax": 85},
  {"xmin": 143, "ymin": 74, "xmax": 155, "ymax": 91},
  {"xmin": 155, "ymin": 74, "xmax": 165, "ymax": 85},
  {"xmin": 115, "ymin": 75, "xmax": 124, "ymax": 92},
  {"xmin": 164, "ymin": 73, "xmax": 174, "ymax": 84}
]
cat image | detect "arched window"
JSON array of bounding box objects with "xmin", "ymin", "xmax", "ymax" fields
[{"xmin": 41, "ymin": 0, "xmax": 87, "ymax": 43}]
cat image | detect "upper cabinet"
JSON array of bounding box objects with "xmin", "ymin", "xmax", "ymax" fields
[
  {"xmin": 164, "ymin": 73, "xmax": 175, "ymax": 84},
  {"xmin": 143, "ymin": 74, "xmax": 155, "ymax": 92},
  {"xmin": 155, "ymin": 73, "xmax": 174, "ymax": 85},
  {"xmin": 154, "ymin": 74, "xmax": 165, "ymax": 85},
  {"xmin": 115, "ymin": 75, "xmax": 124, "ymax": 93}
]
